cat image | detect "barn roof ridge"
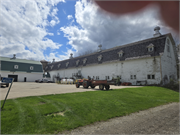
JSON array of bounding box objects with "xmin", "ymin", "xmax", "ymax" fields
[{"xmin": 0, "ymin": 56, "xmax": 41, "ymax": 65}]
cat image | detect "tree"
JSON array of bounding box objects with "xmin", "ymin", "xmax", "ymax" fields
[
  {"xmin": 78, "ymin": 47, "xmax": 105, "ymax": 57},
  {"xmin": 78, "ymin": 49, "xmax": 96, "ymax": 56},
  {"xmin": 173, "ymin": 34, "xmax": 180, "ymax": 51},
  {"xmin": 173, "ymin": 34, "xmax": 180, "ymax": 80}
]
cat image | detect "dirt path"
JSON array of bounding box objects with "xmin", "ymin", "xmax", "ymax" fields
[{"xmin": 64, "ymin": 102, "xmax": 179, "ymax": 134}]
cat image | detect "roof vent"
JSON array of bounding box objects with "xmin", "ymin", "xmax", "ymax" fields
[
  {"xmin": 70, "ymin": 53, "xmax": 73, "ymax": 59},
  {"xmin": 98, "ymin": 44, "xmax": 102, "ymax": 52},
  {"xmin": 52, "ymin": 59, "xmax": 55, "ymax": 63},
  {"xmin": 12, "ymin": 54, "xmax": 16, "ymax": 59},
  {"xmin": 153, "ymin": 26, "xmax": 161, "ymax": 37},
  {"xmin": 40, "ymin": 60, "xmax": 48, "ymax": 71}
]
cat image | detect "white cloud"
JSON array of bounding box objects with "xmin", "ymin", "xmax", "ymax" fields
[
  {"xmin": 50, "ymin": 20, "xmax": 56, "ymax": 27},
  {"xmin": 61, "ymin": 48, "xmax": 75, "ymax": 60},
  {"xmin": 1, "ymin": 0, "xmax": 176, "ymax": 62},
  {"xmin": 45, "ymin": 48, "xmax": 75, "ymax": 62},
  {"xmin": 67, "ymin": 15, "xmax": 73, "ymax": 20},
  {"xmin": 45, "ymin": 52, "xmax": 61, "ymax": 62},
  {"xmin": 0, "ymin": 0, "xmax": 64, "ymax": 60},
  {"xmin": 60, "ymin": 0, "xmax": 175, "ymax": 57},
  {"xmin": 50, "ymin": 7, "xmax": 60, "ymax": 27},
  {"xmin": 51, "ymin": 7, "xmax": 58, "ymax": 17},
  {"xmin": 63, "ymin": 9, "xmax": 66, "ymax": 14},
  {"xmin": 48, "ymin": 33, "xmax": 54, "ymax": 36}
]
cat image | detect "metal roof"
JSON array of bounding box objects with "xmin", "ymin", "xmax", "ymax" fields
[
  {"xmin": 0, "ymin": 57, "xmax": 41, "ymax": 65},
  {"xmin": 0, "ymin": 60, "xmax": 43, "ymax": 73}
]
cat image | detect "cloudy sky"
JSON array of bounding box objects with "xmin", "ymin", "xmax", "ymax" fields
[{"xmin": 0, "ymin": 0, "xmax": 178, "ymax": 62}]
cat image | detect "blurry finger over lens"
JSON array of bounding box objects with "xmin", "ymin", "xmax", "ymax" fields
[{"xmin": 95, "ymin": 1, "xmax": 152, "ymax": 14}]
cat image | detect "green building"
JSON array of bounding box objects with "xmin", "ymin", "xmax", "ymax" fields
[{"xmin": 0, "ymin": 55, "xmax": 43, "ymax": 82}]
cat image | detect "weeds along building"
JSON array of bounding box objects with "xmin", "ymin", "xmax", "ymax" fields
[
  {"xmin": 44, "ymin": 27, "xmax": 178, "ymax": 85},
  {"xmin": 0, "ymin": 55, "xmax": 43, "ymax": 82}
]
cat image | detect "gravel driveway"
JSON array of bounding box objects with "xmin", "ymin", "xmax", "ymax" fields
[
  {"xmin": 0, "ymin": 82, "xmax": 142, "ymax": 100},
  {"xmin": 63, "ymin": 102, "xmax": 179, "ymax": 134}
]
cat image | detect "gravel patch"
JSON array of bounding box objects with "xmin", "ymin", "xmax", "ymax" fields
[{"xmin": 63, "ymin": 102, "xmax": 179, "ymax": 134}]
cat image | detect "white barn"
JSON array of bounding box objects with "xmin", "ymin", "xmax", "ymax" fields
[{"xmin": 45, "ymin": 27, "xmax": 178, "ymax": 85}]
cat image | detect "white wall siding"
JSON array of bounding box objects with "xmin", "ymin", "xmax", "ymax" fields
[
  {"xmin": 161, "ymin": 37, "xmax": 177, "ymax": 84},
  {"xmin": 49, "ymin": 57, "xmax": 161, "ymax": 85},
  {"xmin": 121, "ymin": 57, "xmax": 161, "ymax": 85},
  {"xmin": 1, "ymin": 71, "xmax": 43, "ymax": 82}
]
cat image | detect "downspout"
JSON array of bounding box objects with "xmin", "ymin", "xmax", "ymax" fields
[{"xmin": 160, "ymin": 56, "xmax": 163, "ymax": 84}]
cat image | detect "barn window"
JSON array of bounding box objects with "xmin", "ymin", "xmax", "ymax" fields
[
  {"xmin": 131, "ymin": 75, "xmax": 136, "ymax": 79},
  {"xmin": 14, "ymin": 65, "xmax": 18, "ymax": 69},
  {"xmin": 58, "ymin": 64, "xmax": 61, "ymax": 68},
  {"xmin": 149, "ymin": 47, "xmax": 153, "ymax": 52},
  {"xmin": 118, "ymin": 50, "xmax": 124, "ymax": 57},
  {"xmin": 76, "ymin": 60, "xmax": 80, "ymax": 66},
  {"xmin": 98, "ymin": 55, "xmax": 103, "ymax": 61},
  {"xmin": 30, "ymin": 66, "xmax": 34, "ymax": 70},
  {"xmin": 50, "ymin": 65, "xmax": 54, "ymax": 69},
  {"xmin": 83, "ymin": 58, "xmax": 87, "ymax": 64},
  {"xmin": 66, "ymin": 62, "xmax": 69, "ymax": 67},
  {"xmin": 147, "ymin": 43, "xmax": 154, "ymax": 52},
  {"xmin": 96, "ymin": 76, "xmax": 99, "ymax": 80},
  {"xmin": 147, "ymin": 75, "xmax": 155, "ymax": 79},
  {"xmin": 105, "ymin": 76, "xmax": 110, "ymax": 80}
]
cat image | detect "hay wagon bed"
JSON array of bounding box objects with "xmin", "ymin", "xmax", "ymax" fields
[{"xmin": 76, "ymin": 79, "xmax": 116, "ymax": 90}]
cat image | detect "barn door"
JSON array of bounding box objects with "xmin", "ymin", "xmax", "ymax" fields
[
  {"xmin": 24, "ymin": 77, "xmax": 26, "ymax": 82},
  {"xmin": 8, "ymin": 75, "xmax": 18, "ymax": 82}
]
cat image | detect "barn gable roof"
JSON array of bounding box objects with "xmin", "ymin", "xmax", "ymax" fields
[
  {"xmin": 46, "ymin": 33, "xmax": 171, "ymax": 71},
  {"xmin": 0, "ymin": 56, "xmax": 43, "ymax": 73},
  {"xmin": 0, "ymin": 57, "xmax": 41, "ymax": 65}
]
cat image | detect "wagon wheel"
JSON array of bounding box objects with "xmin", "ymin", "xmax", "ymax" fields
[
  {"xmin": 105, "ymin": 85, "xmax": 110, "ymax": 90},
  {"xmin": 76, "ymin": 83, "xmax": 80, "ymax": 88},
  {"xmin": 91, "ymin": 85, "xmax": 95, "ymax": 89},
  {"xmin": 83, "ymin": 81, "xmax": 89, "ymax": 88},
  {"xmin": 99, "ymin": 84, "xmax": 104, "ymax": 90}
]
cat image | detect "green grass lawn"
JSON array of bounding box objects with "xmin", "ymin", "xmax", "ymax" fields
[{"xmin": 1, "ymin": 86, "xmax": 179, "ymax": 134}]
